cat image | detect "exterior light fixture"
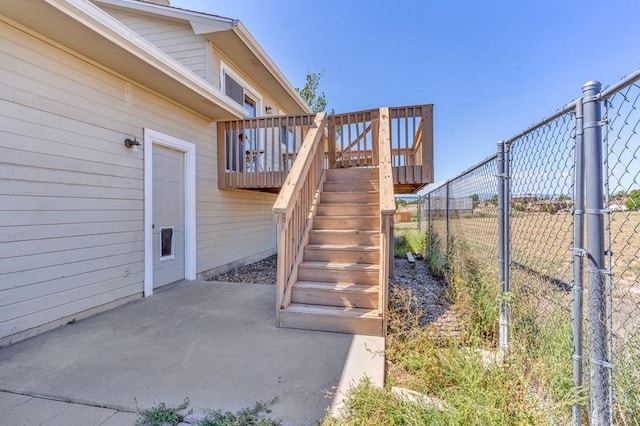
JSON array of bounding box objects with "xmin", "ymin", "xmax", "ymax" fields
[
  {"xmin": 265, "ymin": 106, "xmax": 273, "ymax": 115},
  {"xmin": 124, "ymin": 137, "xmax": 141, "ymax": 152}
]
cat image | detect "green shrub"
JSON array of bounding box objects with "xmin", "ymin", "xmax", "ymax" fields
[{"xmin": 393, "ymin": 230, "xmax": 425, "ymax": 258}]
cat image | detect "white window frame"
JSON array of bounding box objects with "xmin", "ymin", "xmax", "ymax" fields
[{"xmin": 220, "ymin": 60, "xmax": 263, "ymax": 117}]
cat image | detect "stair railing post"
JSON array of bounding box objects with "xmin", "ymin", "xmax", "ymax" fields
[{"xmin": 582, "ymin": 81, "xmax": 610, "ymax": 425}]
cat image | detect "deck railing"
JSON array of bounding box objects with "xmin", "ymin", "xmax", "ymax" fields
[
  {"xmin": 389, "ymin": 105, "xmax": 433, "ymax": 185},
  {"xmin": 217, "ymin": 114, "xmax": 316, "ymax": 190},
  {"xmin": 328, "ymin": 109, "xmax": 379, "ymax": 168},
  {"xmin": 273, "ymin": 113, "xmax": 327, "ymax": 320},
  {"xmin": 217, "ymin": 105, "xmax": 433, "ymax": 192}
]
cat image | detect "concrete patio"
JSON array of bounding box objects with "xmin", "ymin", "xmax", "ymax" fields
[{"xmin": 0, "ymin": 280, "xmax": 384, "ymax": 425}]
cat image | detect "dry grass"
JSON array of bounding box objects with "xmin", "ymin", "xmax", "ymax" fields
[
  {"xmin": 427, "ymin": 210, "xmax": 640, "ymax": 422},
  {"xmin": 429, "ymin": 212, "xmax": 640, "ymax": 330}
]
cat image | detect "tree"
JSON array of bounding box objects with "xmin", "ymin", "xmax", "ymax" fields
[
  {"xmin": 470, "ymin": 193, "xmax": 480, "ymax": 209},
  {"xmin": 296, "ymin": 72, "xmax": 328, "ymax": 113},
  {"xmin": 613, "ymin": 190, "xmax": 628, "ymax": 200},
  {"xmin": 625, "ymin": 189, "xmax": 640, "ymax": 210}
]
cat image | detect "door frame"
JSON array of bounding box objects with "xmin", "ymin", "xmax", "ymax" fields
[{"xmin": 143, "ymin": 128, "xmax": 196, "ymax": 297}]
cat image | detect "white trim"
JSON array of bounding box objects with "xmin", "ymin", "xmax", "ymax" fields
[
  {"xmin": 94, "ymin": 0, "xmax": 237, "ymax": 28},
  {"xmin": 220, "ymin": 60, "xmax": 263, "ymax": 116},
  {"xmin": 144, "ymin": 129, "xmax": 197, "ymax": 297}
]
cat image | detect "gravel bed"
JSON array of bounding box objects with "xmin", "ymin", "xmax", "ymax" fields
[
  {"xmin": 207, "ymin": 255, "xmax": 277, "ymax": 285},
  {"xmin": 391, "ymin": 258, "xmax": 460, "ymax": 336},
  {"xmin": 207, "ymin": 254, "xmax": 457, "ymax": 334}
]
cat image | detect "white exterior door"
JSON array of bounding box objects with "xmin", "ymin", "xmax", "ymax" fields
[{"xmin": 152, "ymin": 145, "xmax": 185, "ymax": 288}]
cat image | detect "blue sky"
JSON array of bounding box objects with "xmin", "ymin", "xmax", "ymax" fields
[{"xmin": 173, "ymin": 0, "xmax": 640, "ymax": 187}]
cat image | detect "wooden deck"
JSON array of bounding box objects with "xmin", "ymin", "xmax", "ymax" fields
[{"xmin": 217, "ymin": 104, "xmax": 433, "ymax": 194}]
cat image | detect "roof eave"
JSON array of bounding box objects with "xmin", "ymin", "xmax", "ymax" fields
[{"xmin": 0, "ymin": 0, "xmax": 245, "ymax": 120}]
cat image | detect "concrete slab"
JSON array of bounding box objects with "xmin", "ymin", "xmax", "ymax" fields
[
  {"xmin": 0, "ymin": 281, "xmax": 356, "ymax": 425},
  {"xmin": 330, "ymin": 335, "xmax": 385, "ymax": 417},
  {"xmin": 0, "ymin": 396, "xmax": 69, "ymax": 426},
  {"xmin": 100, "ymin": 411, "xmax": 140, "ymax": 426},
  {"xmin": 0, "ymin": 391, "xmax": 31, "ymax": 415},
  {"xmin": 42, "ymin": 403, "xmax": 117, "ymax": 425}
]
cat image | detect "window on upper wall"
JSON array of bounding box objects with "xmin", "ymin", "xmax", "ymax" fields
[
  {"xmin": 221, "ymin": 61, "xmax": 262, "ymax": 117},
  {"xmin": 224, "ymin": 73, "xmax": 243, "ymax": 105}
]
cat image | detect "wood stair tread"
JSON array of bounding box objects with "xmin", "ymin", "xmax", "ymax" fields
[
  {"xmin": 295, "ymin": 281, "xmax": 378, "ymax": 292},
  {"xmin": 306, "ymin": 244, "xmax": 379, "ymax": 251},
  {"xmin": 322, "ymin": 191, "xmax": 379, "ymax": 195},
  {"xmin": 284, "ymin": 303, "xmax": 379, "ymax": 318},
  {"xmin": 310, "ymin": 230, "xmax": 378, "ymax": 234},
  {"xmin": 315, "ymin": 215, "xmax": 378, "ymax": 219},
  {"xmin": 300, "ymin": 261, "xmax": 380, "ymax": 270},
  {"xmin": 317, "ymin": 202, "xmax": 380, "ymax": 206}
]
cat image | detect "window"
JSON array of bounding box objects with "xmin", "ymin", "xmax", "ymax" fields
[
  {"xmin": 224, "ymin": 73, "xmax": 243, "ymax": 105},
  {"xmin": 220, "ymin": 61, "xmax": 262, "ymax": 117},
  {"xmin": 244, "ymin": 95, "xmax": 256, "ymax": 118}
]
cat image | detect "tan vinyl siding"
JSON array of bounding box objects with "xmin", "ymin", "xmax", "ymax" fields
[
  {"xmin": 0, "ymin": 19, "xmax": 276, "ymax": 341},
  {"xmin": 102, "ymin": 7, "xmax": 207, "ymax": 79}
]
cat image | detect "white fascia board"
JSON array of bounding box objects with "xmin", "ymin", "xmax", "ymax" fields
[
  {"xmin": 58, "ymin": 0, "xmax": 245, "ymax": 118},
  {"xmin": 233, "ymin": 22, "xmax": 311, "ymax": 114},
  {"xmin": 94, "ymin": 0, "xmax": 237, "ymax": 27},
  {"xmin": 93, "ymin": 0, "xmax": 308, "ymax": 114}
]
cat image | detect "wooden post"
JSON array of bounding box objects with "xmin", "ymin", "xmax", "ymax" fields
[
  {"xmin": 328, "ymin": 115, "xmax": 336, "ymax": 168},
  {"xmin": 422, "ymin": 104, "xmax": 434, "ymax": 183},
  {"xmin": 378, "ymin": 107, "xmax": 395, "ymax": 331},
  {"xmin": 217, "ymin": 122, "xmax": 227, "ymax": 189}
]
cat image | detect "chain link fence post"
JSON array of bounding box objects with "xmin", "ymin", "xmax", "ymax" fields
[
  {"xmin": 417, "ymin": 196, "xmax": 422, "ymax": 234},
  {"xmin": 572, "ymin": 97, "xmax": 585, "ymax": 426},
  {"xmin": 504, "ymin": 141, "xmax": 511, "ymax": 312},
  {"xmin": 427, "ymin": 193, "xmax": 432, "ymax": 251},
  {"xmin": 583, "ymin": 80, "xmax": 611, "ymax": 425},
  {"xmin": 497, "ymin": 141, "xmax": 508, "ymax": 352},
  {"xmin": 446, "ymin": 181, "xmax": 451, "ymax": 256}
]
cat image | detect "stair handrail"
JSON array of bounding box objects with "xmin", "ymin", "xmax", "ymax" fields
[
  {"xmin": 378, "ymin": 107, "xmax": 395, "ymax": 331},
  {"xmin": 273, "ymin": 112, "xmax": 328, "ymax": 322}
]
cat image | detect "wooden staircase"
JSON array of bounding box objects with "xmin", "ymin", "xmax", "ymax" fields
[{"xmin": 279, "ymin": 168, "xmax": 385, "ymax": 336}]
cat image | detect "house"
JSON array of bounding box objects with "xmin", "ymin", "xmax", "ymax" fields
[{"xmin": 0, "ymin": 0, "xmax": 434, "ymax": 345}]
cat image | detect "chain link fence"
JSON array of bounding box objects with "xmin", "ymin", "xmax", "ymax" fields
[
  {"xmin": 417, "ymin": 70, "xmax": 640, "ymax": 425},
  {"xmin": 507, "ymin": 111, "xmax": 577, "ymax": 423},
  {"xmin": 603, "ymin": 81, "xmax": 640, "ymax": 425}
]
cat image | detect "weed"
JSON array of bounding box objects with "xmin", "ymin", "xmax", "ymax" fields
[
  {"xmin": 323, "ymin": 228, "xmax": 585, "ymax": 425},
  {"xmin": 393, "ymin": 229, "xmax": 425, "ymax": 258},
  {"xmin": 425, "ymin": 234, "xmax": 446, "ymax": 279},
  {"xmin": 197, "ymin": 399, "xmax": 281, "ymax": 426},
  {"xmin": 136, "ymin": 399, "xmax": 190, "ymax": 426},
  {"xmin": 136, "ymin": 399, "xmax": 281, "ymax": 426}
]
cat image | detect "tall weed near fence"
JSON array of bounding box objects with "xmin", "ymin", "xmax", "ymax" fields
[{"xmin": 419, "ymin": 70, "xmax": 640, "ymax": 425}]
